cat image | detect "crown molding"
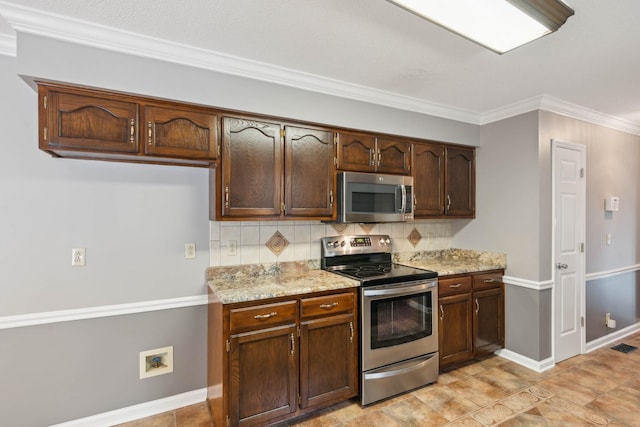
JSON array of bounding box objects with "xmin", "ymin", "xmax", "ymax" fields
[
  {"xmin": 0, "ymin": 32, "xmax": 15, "ymax": 56},
  {"xmin": 0, "ymin": 1, "xmax": 479, "ymax": 124},
  {"xmin": 481, "ymin": 94, "xmax": 640, "ymax": 136},
  {"xmin": 1, "ymin": 1, "xmax": 639, "ymax": 134}
]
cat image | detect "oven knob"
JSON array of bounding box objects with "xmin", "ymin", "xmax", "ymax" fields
[
  {"xmin": 385, "ymin": 237, "xmax": 391, "ymax": 245},
  {"xmin": 379, "ymin": 237, "xmax": 390, "ymax": 245},
  {"xmin": 340, "ymin": 240, "xmax": 346, "ymax": 247}
]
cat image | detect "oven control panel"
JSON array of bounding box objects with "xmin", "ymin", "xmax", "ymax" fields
[{"xmin": 322, "ymin": 235, "xmax": 392, "ymax": 256}]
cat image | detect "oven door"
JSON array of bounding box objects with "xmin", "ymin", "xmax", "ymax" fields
[{"xmin": 361, "ymin": 279, "xmax": 438, "ymax": 372}]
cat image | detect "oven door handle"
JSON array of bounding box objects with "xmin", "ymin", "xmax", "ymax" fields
[{"xmin": 362, "ymin": 280, "xmax": 436, "ymax": 297}]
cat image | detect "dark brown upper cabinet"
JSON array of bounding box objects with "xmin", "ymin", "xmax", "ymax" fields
[
  {"xmin": 413, "ymin": 141, "xmax": 446, "ymax": 216},
  {"xmin": 336, "ymin": 131, "xmax": 411, "ymax": 175},
  {"xmin": 142, "ymin": 105, "xmax": 218, "ymax": 160},
  {"xmin": 38, "ymin": 82, "xmax": 218, "ymax": 167},
  {"xmin": 220, "ymin": 117, "xmax": 282, "ymax": 218},
  {"xmin": 284, "ymin": 126, "xmax": 336, "ymax": 219},
  {"xmin": 217, "ymin": 116, "xmax": 336, "ymax": 221},
  {"xmin": 445, "ymin": 146, "xmax": 475, "ymax": 217}
]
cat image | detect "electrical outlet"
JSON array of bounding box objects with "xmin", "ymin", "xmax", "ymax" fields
[
  {"xmin": 228, "ymin": 240, "xmax": 237, "ymax": 256},
  {"xmin": 184, "ymin": 243, "xmax": 196, "ymax": 259},
  {"xmin": 72, "ymin": 248, "xmax": 86, "ymax": 266}
]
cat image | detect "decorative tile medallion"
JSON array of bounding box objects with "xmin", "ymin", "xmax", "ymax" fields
[
  {"xmin": 358, "ymin": 223, "xmax": 375, "ymax": 234},
  {"xmin": 331, "ymin": 223, "xmax": 349, "ymax": 234},
  {"xmin": 408, "ymin": 227, "xmax": 422, "ymax": 247},
  {"xmin": 265, "ymin": 231, "xmax": 289, "ymax": 256}
]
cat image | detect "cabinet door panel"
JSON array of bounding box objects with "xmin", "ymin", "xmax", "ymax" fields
[
  {"xmin": 144, "ymin": 105, "xmax": 217, "ymax": 159},
  {"xmin": 413, "ymin": 142, "xmax": 445, "ymax": 216},
  {"xmin": 221, "ymin": 117, "xmax": 282, "ymax": 217},
  {"xmin": 300, "ymin": 314, "xmax": 357, "ymax": 409},
  {"xmin": 439, "ymin": 293, "xmax": 473, "ymax": 368},
  {"xmin": 229, "ymin": 324, "xmax": 297, "ymax": 426},
  {"xmin": 445, "ymin": 147, "xmax": 475, "ymax": 217},
  {"xmin": 285, "ymin": 126, "xmax": 335, "ymax": 218},
  {"xmin": 46, "ymin": 90, "xmax": 138, "ymax": 153},
  {"xmin": 473, "ymin": 288, "xmax": 504, "ymax": 357},
  {"xmin": 376, "ymin": 139, "xmax": 411, "ymax": 175},
  {"xmin": 336, "ymin": 131, "xmax": 376, "ymax": 172}
]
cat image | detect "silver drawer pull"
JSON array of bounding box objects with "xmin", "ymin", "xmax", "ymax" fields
[
  {"xmin": 449, "ymin": 283, "xmax": 462, "ymax": 288},
  {"xmin": 319, "ymin": 302, "xmax": 339, "ymax": 309},
  {"xmin": 254, "ymin": 311, "xmax": 277, "ymax": 320},
  {"xmin": 483, "ymin": 278, "xmax": 497, "ymax": 283}
]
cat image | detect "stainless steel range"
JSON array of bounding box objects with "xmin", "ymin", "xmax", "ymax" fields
[{"xmin": 321, "ymin": 235, "xmax": 439, "ymax": 405}]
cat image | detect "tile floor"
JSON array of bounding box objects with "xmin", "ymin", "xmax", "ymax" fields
[{"xmin": 118, "ymin": 333, "xmax": 640, "ymax": 426}]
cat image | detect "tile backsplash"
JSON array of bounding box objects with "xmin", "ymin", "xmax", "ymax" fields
[{"xmin": 209, "ymin": 220, "xmax": 452, "ymax": 267}]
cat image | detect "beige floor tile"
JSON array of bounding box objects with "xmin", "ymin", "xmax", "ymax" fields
[
  {"xmin": 114, "ymin": 411, "xmax": 175, "ymax": 427},
  {"xmin": 381, "ymin": 395, "xmax": 449, "ymax": 426},
  {"xmin": 446, "ymin": 376, "xmax": 508, "ymax": 407},
  {"xmin": 175, "ymin": 403, "xmax": 212, "ymax": 427},
  {"xmin": 412, "ymin": 384, "xmax": 480, "ymax": 421},
  {"xmin": 471, "ymin": 366, "xmax": 534, "ymax": 393}
]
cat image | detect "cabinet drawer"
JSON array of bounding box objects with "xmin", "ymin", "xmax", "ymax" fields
[
  {"xmin": 229, "ymin": 301, "xmax": 297, "ymax": 333},
  {"xmin": 438, "ymin": 276, "xmax": 472, "ymax": 296},
  {"xmin": 300, "ymin": 292, "xmax": 354, "ymax": 319},
  {"xmin": 473, "ymin": 272, "xmax": 503, "ymax": 290}
]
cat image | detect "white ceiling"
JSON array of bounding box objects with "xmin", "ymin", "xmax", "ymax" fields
[{"xmin": 1, "ymin": 0, "xmax": 639, "ymax": 130}]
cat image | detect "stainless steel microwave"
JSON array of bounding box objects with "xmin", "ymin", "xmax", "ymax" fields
[{"xmin": 338, "ymin": 172, "xmax": 413, "ymax": 223}]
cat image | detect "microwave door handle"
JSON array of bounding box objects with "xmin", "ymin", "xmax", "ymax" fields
[{"xmin": 400, "ymin": 184, "xmax": 406, "ymax": 214}]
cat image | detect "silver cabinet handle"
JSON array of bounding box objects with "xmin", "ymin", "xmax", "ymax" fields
[
  {"xmin": 290, "ymin": 332, "xmax": 295, "ymax": 356},
  {"xmin": 369, "ymin": 148, "xmax": 375, "ymax": 166},
  {"xmin": 449, "ymin": 283, "xmax": 462, "ymax": 288},
  {"xmin": 440, "ymin": 304, "xmax": 444, "ymax": 320},
  {"xmin": 253, "ymin": 311, "xmax": 277, "ymax": 320},
  {"xmin": 224, "ymin": 186, "xmax": 230, "ymax": 208},
  {"xmin": 556, "ymin": 263, "xmax": 568, "ymax": 270},
  {"xmin": 377, "ymin": 149, "xmax": 381, "ymax": 166},
  {"xmin": 483, "ymin": 278, "xmax": 497, "ymax": 283},
  {"xmin": 349, "ymin": 321, "xmax": 354, "ymax": 344},
  {"xmin": 147, "ymin": 121, "xmax": 153, "ymax": 145},
  {"xmin": 329, "ymin": 190, "xmax": 334, "ymax": 208},
  {"xmin": 475, "ymin": 298, "xmax": 480, "ymax": 314},
  {"xmin": 319, "ymin": 302, "xmax": 339, "ymax": 309},
  {"xmin": 129, "ymin": 119, "xmax": 135, "ymax": 144},
  {"xmin": 447, "ymin": 194, "xmax": 452, "ymax": 210}
]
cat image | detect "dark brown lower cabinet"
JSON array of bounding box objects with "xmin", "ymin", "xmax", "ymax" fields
[
  {"xmin": 210, "ymin": 289, "xmax": 358, "ymax": 427},
  {"xmin": 438, "ymin": 270, "xmax": 504, "ymax": 370},
  {"xmin": 229, "ymin": 324, "xmax": 298, "ymax": 426},
  {"xmin": 439, "ymin": 292, "xmax": 473, "ymax": 367},
  {"xmin": 473, "ymin": 287, "xmax": 504, "ymax": 357},
  {"xmin": 299, "ymin": 313, "xmax": 357, "ymax": 409}
]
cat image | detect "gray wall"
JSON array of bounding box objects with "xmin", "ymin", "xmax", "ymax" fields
[
  {"xmin": 451, "ymin": 112, "xmax": 551, "ymax": 360},
  {"xmin": 452, "ymin": 111, "xmax": 541, "ymax": 280},
  {"xmin": 454, "ymin": 110, "xmax": 640, "ymax": 362},
  {"xmin": 0, "ymin": 50, "xmax": 211, "ymax": 425},
  {"xmin": 539, "ymin": 111, "xmax": 640, "ymax": 343},
  {"xmin": 1, "ymin": 32, "xmax": 481, "ymax": 425}
]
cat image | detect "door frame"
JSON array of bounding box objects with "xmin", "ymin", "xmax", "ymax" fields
[{"xmin": 551, "ymin": 139, "xmax": 586, "ymax": 361}]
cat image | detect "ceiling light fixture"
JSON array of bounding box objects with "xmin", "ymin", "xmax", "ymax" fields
[{"xmin": 387, "ymin": 0, "xmax": 574, "ymax": 54}]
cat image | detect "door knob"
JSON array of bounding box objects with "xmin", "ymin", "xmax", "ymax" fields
[{"xmin": 556, "ymin": 263, "xmax": 568, "ymax": 269}]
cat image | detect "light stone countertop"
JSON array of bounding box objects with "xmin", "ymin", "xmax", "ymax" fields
[
  {"xmin": 207, "ymin": 260, "xmax": 359, "ymax": 304},
  {"xmin": 207, "ymin": 249, "xmax": 506, "ymax": 304},
  {"xmin": 394, "ymin": 248, "xmax": 507, "ymax": 276}
]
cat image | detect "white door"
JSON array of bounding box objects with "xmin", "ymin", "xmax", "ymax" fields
[{"xmin": 552, "ymin": 140, "xmax": 586, "ymax": 362}]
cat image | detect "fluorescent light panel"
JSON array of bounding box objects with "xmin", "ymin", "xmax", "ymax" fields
[{"xmin": 389, "ymin": 0, "xmax": 570, "ymax": 53}]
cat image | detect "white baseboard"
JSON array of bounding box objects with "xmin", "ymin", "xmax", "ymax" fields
[
  {"xmin": 585, "ymin": 322, "xmax": 640, "ymax": 353},
  {"xmin": 495, "ymin": 349, "xmax": 555, "ymax": 373},
  {"xmin": 49, "ymin": 388, "xmax": 207, "ymax": 427}
]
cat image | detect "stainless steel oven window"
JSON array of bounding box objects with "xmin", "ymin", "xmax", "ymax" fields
[
  {"xmin": 370, "ymin": 291, "xmax": 433, "ymax": 349},
  {"xmin": 361, "ymin": 280, "xmax": 438, "ymax": 372}
]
